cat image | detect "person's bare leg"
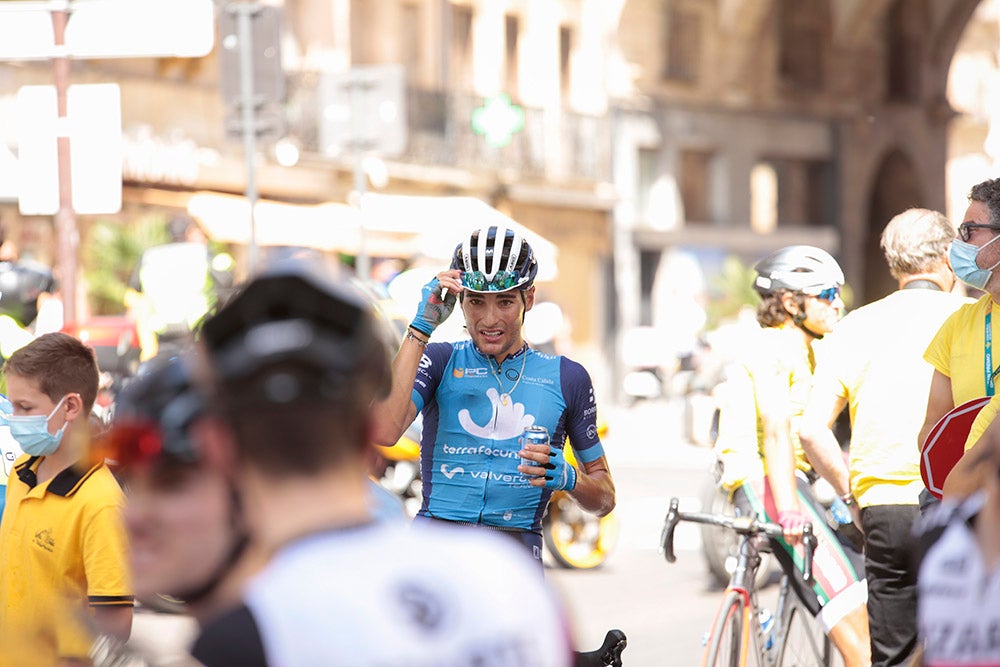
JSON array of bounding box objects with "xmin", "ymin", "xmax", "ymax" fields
[{"xmin": 827, "ymin": 605, "xmax": 872, "ymax": 667}]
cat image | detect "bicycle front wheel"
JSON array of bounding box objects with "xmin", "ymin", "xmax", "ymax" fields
[
  {"xmin": 773, "ymin": 599, "xmax": 828, "ymax": 666},
  {"xmin": 703, "ymin": 590, "xmax": 758, "ymax": 667}
]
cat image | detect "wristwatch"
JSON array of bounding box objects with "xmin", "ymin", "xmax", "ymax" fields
[{"xmin": 840, "ymin": 492, "xmax": 856, "ymax": 507}]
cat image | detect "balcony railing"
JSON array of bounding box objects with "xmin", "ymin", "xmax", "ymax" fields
[{"xmin": 286, "ymin": 73, "xmax": 611, "ymax": 183}]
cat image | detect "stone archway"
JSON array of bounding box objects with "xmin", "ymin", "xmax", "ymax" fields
[{"xmin": 865, "ymin": 149, "xmax": 926, "ymax": 303}]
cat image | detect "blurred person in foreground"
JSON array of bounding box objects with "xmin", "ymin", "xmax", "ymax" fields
[
  {"xmin": 713, "ymin": 245, "xmax": 870, "ymax": 666},
  {"xmin": 107, "ymin": 354, "xmax": 258, "ymax": 627},
  {"xmin": 799, "ymin": 208, "xmax": 971, "ymax": 667},
  {"xmin": 919, "ymin": 177, "xmax": 1000, "ymax": 506},
  {"xmin": 371, "ymin": 225, "xmax": 615, "ymax": 567},
  {"xmin": 189, "ymin": 258, "xmax": 573, "ymax": 666},
  {"xmin": 911, "ymin": 414, "xmax": 1000, "ymax": 666},
  {"xmin": 0, "ymin": 332, "xmax": 133, "ymax": 666}
]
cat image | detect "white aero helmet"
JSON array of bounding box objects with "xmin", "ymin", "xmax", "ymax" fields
[
  {"xmin": 450, "ymin": 225, "xmax": 538, "ymax": 293},
  {"xmin": 753, "ymin": 245, "xmax": 844, "ymax": 297}
]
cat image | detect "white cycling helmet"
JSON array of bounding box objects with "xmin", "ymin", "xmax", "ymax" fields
[
  {"xmin": 450, "ymin": 225, "xmax": 538, "ymax": 293},
  {"xmin": 753, "ymin": 245, "xmax": 844, "ymax": 296}
]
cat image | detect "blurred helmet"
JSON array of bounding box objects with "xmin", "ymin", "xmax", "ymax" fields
[
  {"xmin": 109, "ymin": 354, "xmax": 204, "ymax": 468},
  {"xmin": 199, "ymin": 258, "xmax": 391, "ymax": 405},
  {"xmin": 450, "ymin": 225, "xmax": 538, "ymax": 293},
  {"xmin": 0, "ymin": 260, "xmax": 56, "ymax": 326},
  {"xmin": 753, "ymin": 245, "xmax": 844, "ymax": 297}
]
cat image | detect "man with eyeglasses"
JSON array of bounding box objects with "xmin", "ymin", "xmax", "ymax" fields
[
  {"xmin": 919, "ymin": 177, "xmax": 1000, "ymax": 506},
  {"xmin": 372, "ymin": 224, "xmax": 615, "ymax": 568},
  {"xmin": 799, "ymin": 208, "xmax": 972, "ymax": 667}
]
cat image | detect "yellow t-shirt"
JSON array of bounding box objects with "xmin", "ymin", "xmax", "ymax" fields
[
  {"xmin": 963, "ymin": 393, "xmax": 999, "ymax": 452},
  {"xmin": 924, "ymin": 293, "xmax": 997, "ymax": 406},
  {"xmin": 0, "ymin": 456, "xmax": 133, "ymax": 666},
  {"xmin": 715, "ymin": 323, "xmax": 817, "ymax": 491},
  {"xmin": 812, "ymin": 289, "xmax": 971, "ymax": 507}
]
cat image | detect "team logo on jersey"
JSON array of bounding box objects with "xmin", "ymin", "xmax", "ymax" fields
[
  {"xmin": 394, "ymin": 582, "xmax": 447, "ymax": 633},
  {"xmin": 458, "ymin": 387, "xmax": 534, "ymax": 440},
  {"xmin": 441, "ymin": 464, "xmax": 465, "ymax": 479},
  {"xmin": 452, "ymin": 367, "xmax": 489, "ymax": 379}
]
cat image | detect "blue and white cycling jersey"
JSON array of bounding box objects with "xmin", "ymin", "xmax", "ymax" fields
[{"xmin": 411, "ymin": 340, "xmax": 605, "ymax": 532}]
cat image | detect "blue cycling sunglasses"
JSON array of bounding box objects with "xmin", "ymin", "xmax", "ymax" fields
[
  {"xmin": 816, "ymin": 286, "xmax": 841, "ymax": 303},
  {"xmin": 460, "ymin": 270, "xmax": 522, "ymax": 292}
]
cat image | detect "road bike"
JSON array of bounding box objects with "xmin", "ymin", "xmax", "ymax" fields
[{"xmin": 660, "ymin": 497, "xmax": 833, "ymax": 666}]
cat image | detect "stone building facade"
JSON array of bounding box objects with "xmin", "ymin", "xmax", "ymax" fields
[{"xmin": 0, "ymin": 0, "xmax": 992, "ymax": 396}]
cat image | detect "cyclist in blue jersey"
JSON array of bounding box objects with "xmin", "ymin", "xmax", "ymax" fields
[{"xmin": 373, "ymin": 225, "xmax": 616, "ymax": 564}]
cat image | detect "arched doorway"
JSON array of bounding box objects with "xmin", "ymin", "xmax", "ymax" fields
[{"xmin": 865, "ymin": 149, "xmax": 926, "ymax": 304}]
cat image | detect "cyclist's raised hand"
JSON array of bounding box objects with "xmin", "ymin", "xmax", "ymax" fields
[{"xmin": 410, "ymin": 270, "xmax": 460, "ymax": 336}]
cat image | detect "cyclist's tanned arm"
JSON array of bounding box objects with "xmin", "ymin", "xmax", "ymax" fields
[{"xmin": 371, "ymin": 269, "xmax": 463, "ymax": 447}]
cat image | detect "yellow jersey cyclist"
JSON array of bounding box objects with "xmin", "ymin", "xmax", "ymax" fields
[{"xmin": 713, "ymin": 245, "xmax": 871, "ymax": 667}]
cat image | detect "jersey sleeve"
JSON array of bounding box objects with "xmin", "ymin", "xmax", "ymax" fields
[
  {"xmin": 559, "ymin": 357, "xmax": 605, "ymax": 464},
  {"xmin": 82, "ymin": 503, "xmax": 133, "ymax": 606},
  {"xmin": 411, "ymin": 342, "xmax": 452, "ymax": 412}
]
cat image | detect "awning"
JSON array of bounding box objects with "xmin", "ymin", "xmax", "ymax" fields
[
  {"xmin": 359, "ymin": 193, "xmax": 558, "ymax": 281},
  {"xmin": 186, "ymin": 191, "xmax": 558, "ymax": 280}
]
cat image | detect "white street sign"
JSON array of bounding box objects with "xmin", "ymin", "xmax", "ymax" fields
[
  {"xmin": 17, "ymin": 83, "xmax": 122, "ymax": 215},
  {"xmin": 0, "ymin": 0, "xmax": 215, "ymax": 60}
]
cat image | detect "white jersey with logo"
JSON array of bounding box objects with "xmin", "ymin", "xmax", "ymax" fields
[
  {"xmin": 915, "ymin": 492, "xmax": 1000, "ymax": 666},
  {"xmin": 192, "ymin": 520, "xmax": 573, "ymax": 666}
]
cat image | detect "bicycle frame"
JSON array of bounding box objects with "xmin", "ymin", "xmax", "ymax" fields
[{"xmin": 660, "ymin": 497, "xmax": 823, "ymax": 667}]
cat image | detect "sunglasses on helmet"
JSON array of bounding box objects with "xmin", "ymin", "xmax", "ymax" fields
[
  {"xmin": 92, "ymin": 420, "xmax": 197, "ymax": 471},
  {"xmin": 460, "ymin": 270, "xmax": 523, "ymax": 292}
]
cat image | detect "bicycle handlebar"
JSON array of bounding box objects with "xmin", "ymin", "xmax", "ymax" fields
[
  {"xmin": 574, "ymin": 629, "xmax": 627, "ymax": 667},
  {"xmin": 659, "ymin": 496, "xmax": 818, "ymax": 583}
]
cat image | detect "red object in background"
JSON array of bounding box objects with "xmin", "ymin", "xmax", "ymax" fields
[
  {"xmin": 921, "ymin": 396, "xmax": 991, "ymax": 499},
  {"xmin": 62, "ymin": 315, "xmax": 141, "ymax": 377}
]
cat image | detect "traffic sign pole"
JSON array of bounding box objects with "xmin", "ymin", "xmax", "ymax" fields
[
  {"xmin": 52, "ymin": 6, "xmax": 78, "ymax": 325},
  {"xmin": 235, "ymin": 4, "xmax": 260, "ymax": 276}
]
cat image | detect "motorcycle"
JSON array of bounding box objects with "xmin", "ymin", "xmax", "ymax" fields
[{"xmin": 374, "ymin": 419, "xmax": 619, "ymax": 570}]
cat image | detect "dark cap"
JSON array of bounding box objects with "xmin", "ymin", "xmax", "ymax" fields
[{"xmin": 199, "ymin": 258, "xmax": 391, "ymax": 406}]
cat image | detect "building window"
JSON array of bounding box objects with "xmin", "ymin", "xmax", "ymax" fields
[
  {"xmin": 662, "ymin": 6, "xmax": 701, "ymax": 83},
  {"xmin": 559, "ymin": 24, "xmax": 573, "ymax": 98},
  {"xmin": 401, "ymin": 3, "xmax": 421, "ymax": 82},
  {"xmin": 753, "ymin": 158, "xmax": 833, "ymax": 230},
  {"xmin": 450, "ymin": 4, "xmax": 474, "ymax": 89},
  {"xmin": 777, "ymin": 0, "xmax": 827, "ymax": 92},
  {"xmin": 505, "ymin": 13, "xmax": 520, "ymax": 97},
  {"xmin": 637, "ymin": 147, "xmax": 659, "ymax": 222},
  {"xmin": 886, "ymin": 0, "xmax": 926, "ymax": 102},
  {"xmin": 751, "ymin": 162, "xmax": 778, "ymax": 234},
  {"xmin": 679, "ymin": 149, "xmax": 713, "ymax": 224}
]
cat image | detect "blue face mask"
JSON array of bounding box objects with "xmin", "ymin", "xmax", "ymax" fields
[
  {"xmin": 950, "ymin": 235, "xmax": 1000, "ymax": 290},
  {"xmin": 7, "ymin": 396, "xmax": 69, "ymax": 457}
]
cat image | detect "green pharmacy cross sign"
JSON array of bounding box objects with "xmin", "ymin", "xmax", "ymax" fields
[{"xmin": 472, "ymin": 93, "xmax": 525, "ymax": 148}]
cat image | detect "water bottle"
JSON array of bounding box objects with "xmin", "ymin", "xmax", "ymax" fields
[
  {"xmin": 759, "ymin": 608, "xmax": 774, "ymax": 650},
  {"xmin": 829, "ymin": 496, "xmax": 853, "ymax": 525}
]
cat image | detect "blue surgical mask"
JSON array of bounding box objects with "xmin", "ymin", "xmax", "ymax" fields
[
  {"xmin": 950, "ymin": 235, "xmax": 1000, "ymax": 290},
  {"xmin": 7, "ymin": 396, "xmax": 68, "ymax": 457}
]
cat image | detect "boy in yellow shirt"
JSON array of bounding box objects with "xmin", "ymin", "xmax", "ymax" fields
[{"xmin": 0, "ymin": 332, "xmax": 133, "ymax": 666}]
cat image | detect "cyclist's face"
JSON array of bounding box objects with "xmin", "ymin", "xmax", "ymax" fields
[
  {"xmin": 802, "ymin": 292, "xmax": 843, "ymax": 334},
  {"xmin": 461, "ymin": 287, "xmax": 534, "ymax": 359},
  {"xmin": 124, "ymin": 459, "xmax": 237, "ymax": 602}
]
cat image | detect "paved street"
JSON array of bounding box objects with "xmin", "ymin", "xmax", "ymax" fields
[{"xmin": 125, "ymin": 397, "xmax": 772, "ymax": 665}]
